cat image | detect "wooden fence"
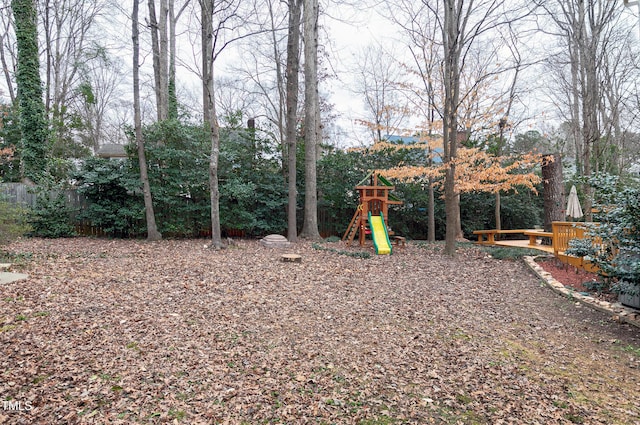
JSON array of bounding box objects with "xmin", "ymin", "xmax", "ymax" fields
[
  {"xmin": 0, "ymin": 183, "xmax": 86, "ymax": 209},
  {"xmin": 1, "ymin": 183, "xmax": 39, "ymax": 207},
  {"xmin": 1, "ymin": 183, "xmax": 109, "ymax": 237}
]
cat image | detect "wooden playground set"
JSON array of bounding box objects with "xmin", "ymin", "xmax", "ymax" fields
[{"xmin": 342, "ymin": 172, "xmax": 404, "ymax": 255}]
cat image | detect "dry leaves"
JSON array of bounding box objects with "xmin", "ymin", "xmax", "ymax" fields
[{"xmin": 1, "ymin": 238, "xmax": 639, "ymax": 424}]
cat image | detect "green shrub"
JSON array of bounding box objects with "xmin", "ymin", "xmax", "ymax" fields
[
  {"xmin": 324, "ymin": 235, "xmax": 341, "ymax": 243},
  {"xmin": 28, "ymin": 191, "xmax": 76, "ymax": 238},
  {"xmin": 565, "ymin": 238, "xmax": 595, "ymax": 258},
  {"xmin": 127, "ymin": 119, "xmax": 287, "ymax": 237},
  {"xmin": 586, "ymin": 173, "xmax": 640, "ymax": 294},
  {"xmin": 74, "ymin": 157, "xmax": 144, "ymax": 237},
  {"xmin": 0, "ymin": 197, "xmax": 30, "ymax": 244}
]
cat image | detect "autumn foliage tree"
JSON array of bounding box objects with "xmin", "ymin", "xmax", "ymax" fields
[
  {"xmin": 0, "ymin": 146, "xmax": 13, "ymax": 162},
  {"xmin": 380, "ymin": 0, "xmax": 534, "ymax": 255},
  {"xmin": 379, "ymin": 142, "xmax": 543, "ymax": 212}
]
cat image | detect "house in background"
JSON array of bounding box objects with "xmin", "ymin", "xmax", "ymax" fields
[
  {"xmin": 96, "ymin": 144, "xmax": 127, "ymax": 159},
  {"xmin": 383, "ymin": 134, "xmax": 444, "ymax": 164}
]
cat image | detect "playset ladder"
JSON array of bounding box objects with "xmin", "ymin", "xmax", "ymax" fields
[{"xmin": 342, "ymin": 205, "xmax": 363, "ymax": 245}]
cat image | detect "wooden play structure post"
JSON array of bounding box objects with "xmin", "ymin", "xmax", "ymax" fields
[{"xmin": 342, "ymin": 172, "xmax": 403, "ymax": 246}]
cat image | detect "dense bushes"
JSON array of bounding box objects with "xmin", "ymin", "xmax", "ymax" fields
[
  {"xmin": 18, "ymin": 117, "xmax": 547, "ymax": 240},
  {"xmin": 73, "ymin": 158, "xmax": 144, "ymax": 237},
  {"xmin": 217, "ymin": 124, "xmax": 286, "ymax": 235},
  {"xmin": 27, "ymin": 190, "xmax": 76, "ymax": 238},
  {"xmin": 136, "ymin": 120, "xmax": 210, "ymax": 237},
  {"xmin": 584, "ymin": 173, "xmax": 640, "ymax": 295},
  {"xmin": 71, "ymin": 119, "xmax": 286, "ymax": 238}
]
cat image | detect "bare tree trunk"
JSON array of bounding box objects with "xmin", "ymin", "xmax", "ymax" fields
[
  {"xmin": 268, "ymin": 0, "xmax": 285, "ymax": 144},
  {"xmin": 0, "ymin": 27, "xmax": 16, "ymax": 103},
  {"xmin": 542, "ymin": 154, "xmax": 564, "ymax": 232},
  {"xmin": 43, "ymin": 0, "xmax": 51, "ymax": 114},
  {"xmin": 159, "ymin": 0, "xmax": 169, "ymax": 120},
  {"xmin": 299, "ymin": 0, "xmax": 321, "ymax": 240},
  {"xmin": 148, "ymin": 0, "xmax": 168, "ymax": 121},
  {"xmin": 578, "ymin": 1, "xmax": 597, "ymax": 222},
  {"xmin": 168, "ymin": 0, "xmax": 177, "ymax": 119},
  {"xmin": 133, "ymin": 0, "xmax": 161, "ymax": 241},
  {"xmin": 200, "ymin": 0, "xmax": 222, "ymax": 249},
  {"xmin": 201, "ymin": 0, "xmax": 211, "ymax": 124},
  {"xmin": 167, "ymin": 0, "xmax": 189, "ymax": 120},
  {"xmin": 569, "ymin": 40, "xmax": 583, "ymax": 175},
  {"xmin": 442, "ymin": 0, "xmax": 461, "ymax": 256},
  {"xmin": 495, "ymin": 193, "xmax": 501, "ymax": 230},
  {"xmin": 427, "ymin": 178, "xmax": 435, "ymax": 242},
  {"xmin": 285, "ymin": 0, "xmax": 302, "ymax": 242},
  {"xmin": 208, "ymin": 111, "xmax": 223, "ymax": 249}
]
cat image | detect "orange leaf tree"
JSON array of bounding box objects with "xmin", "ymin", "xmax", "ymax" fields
[
  {"xmin": 382, "ymin": 146, "xmax": 542, "ymax": 193},
  {"xmin": 0, "ymin": 146, "xmax": 15, "ymax": 178}
]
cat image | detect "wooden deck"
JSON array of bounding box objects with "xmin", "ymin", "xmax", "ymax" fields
[
  {"xmin": 494, "ymin": 239, "xmax": 554, "ymax": 254},
  {"xmin": 473, "ymin": 222, "xmax": 599, "ymax": 271}
]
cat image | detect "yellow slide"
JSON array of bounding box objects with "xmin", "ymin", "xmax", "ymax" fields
[{"xmin": 368, "ymin": 212, "xmax": 392, "ymax": 255}]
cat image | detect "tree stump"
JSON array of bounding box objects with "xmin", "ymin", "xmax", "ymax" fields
[
  {"xmin": 281, "ymin": 254, "xmax": 302, "ymax": 263},
  {"xmin": 261, "ymin": 234, "xmax": 291, "ymax": 248}
]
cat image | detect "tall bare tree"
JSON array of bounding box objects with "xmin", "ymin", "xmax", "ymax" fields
[
  {"xmin": 199, "ymin": 0, "xmax": 258, "ymax": 249},
  {"xmin": 133, "ymin": 0, "xmax": 162, "ymax": 241},
  {"xmin": 41, "ymin": 0, "xmax": 107, "ymax": 152},
  {"xmin": 168, "ymin": 0, "xmax": 190, "ymax": 119},
  {"xmin": 492, "ymin": 27, "xmax": 528, "ymax": 231},
  {"xmin": 200, "ymin": 0, "xmax": 222, "ymax": 248},
  {"xmin": 387, "ymin": 0, "xmax": 527, "ymax": 255},
  {"xmin": 285, "ymin": 0, "xmax": 302, "ymax": 242},
  {"xmin": 148, "ymin": 0, "xmax": 169, "ymax": 121},
  {"xmin": 352, "ymin": 45, "xmax": 410, "ymax": 142},
  {"xmin": 72, "ymin": 55, "xmax": 126, "ymax": 153},
  {"xmin": 0, "ymin": 1, "xmax": 16, "ymax": 104},
  {"xmin": 537, "ymin": 0, "xmax": 636, "ymax": 219},
  {"xmin": 215, "ymin": 0, "xmax": 301, "ymax": 241},
  {"xmin": 298, "ymin": 0, "xmax": 321, "ymax": 239}
]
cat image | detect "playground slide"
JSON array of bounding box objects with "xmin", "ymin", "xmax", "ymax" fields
[{"xmin": 368, "ymin": 212, "xmax": 392, "ymax": 255}]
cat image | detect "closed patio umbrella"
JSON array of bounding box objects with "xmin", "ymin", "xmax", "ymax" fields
[{"xmin": 566, "ymin": 185, "xmax": 583, "ymax": 220}]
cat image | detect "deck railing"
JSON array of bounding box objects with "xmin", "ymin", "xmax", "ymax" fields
[
  {"xmin": 552, "ymin": 221, "xmax": 606, "ymax": 272},
  {"xmin": 552, "ymin": 221, "xmax": 588, "ymax": 256}
]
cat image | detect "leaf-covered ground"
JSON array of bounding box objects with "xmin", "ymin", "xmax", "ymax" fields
[{"xmin": 1, "ymin": 238, "xmax": 639, "ymax": 424}]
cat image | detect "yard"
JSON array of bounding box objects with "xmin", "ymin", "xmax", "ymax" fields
[{"xmin": 1, "ymin": 238, "xmax": 639, "ymax": 424}]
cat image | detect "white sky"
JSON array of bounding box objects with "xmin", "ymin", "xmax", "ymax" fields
[
  {"xmin": 2, "ymin": 2, "xmax": 639, "ymax": 150},
  {"xmin": 320, "ymin": 7, "xmax": 402, "ymax": 146}
]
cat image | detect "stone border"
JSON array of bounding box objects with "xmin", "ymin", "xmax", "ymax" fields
[{"xmin": 524, "ymin": 256, "xmax": 640, "ymax": 329}]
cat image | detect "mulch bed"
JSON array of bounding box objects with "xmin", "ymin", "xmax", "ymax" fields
[
  {"xmin": 1, "ymin": 238, "xmax": 639, "ymax": 424},
  {"xmin": 535, "ymin": 257, "xmax": 617, "ymax": 304}
]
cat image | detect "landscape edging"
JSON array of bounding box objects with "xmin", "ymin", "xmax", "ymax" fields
[{"xmin": 523, "ymin": 256, "xmax": 640, "ymax": 329}]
